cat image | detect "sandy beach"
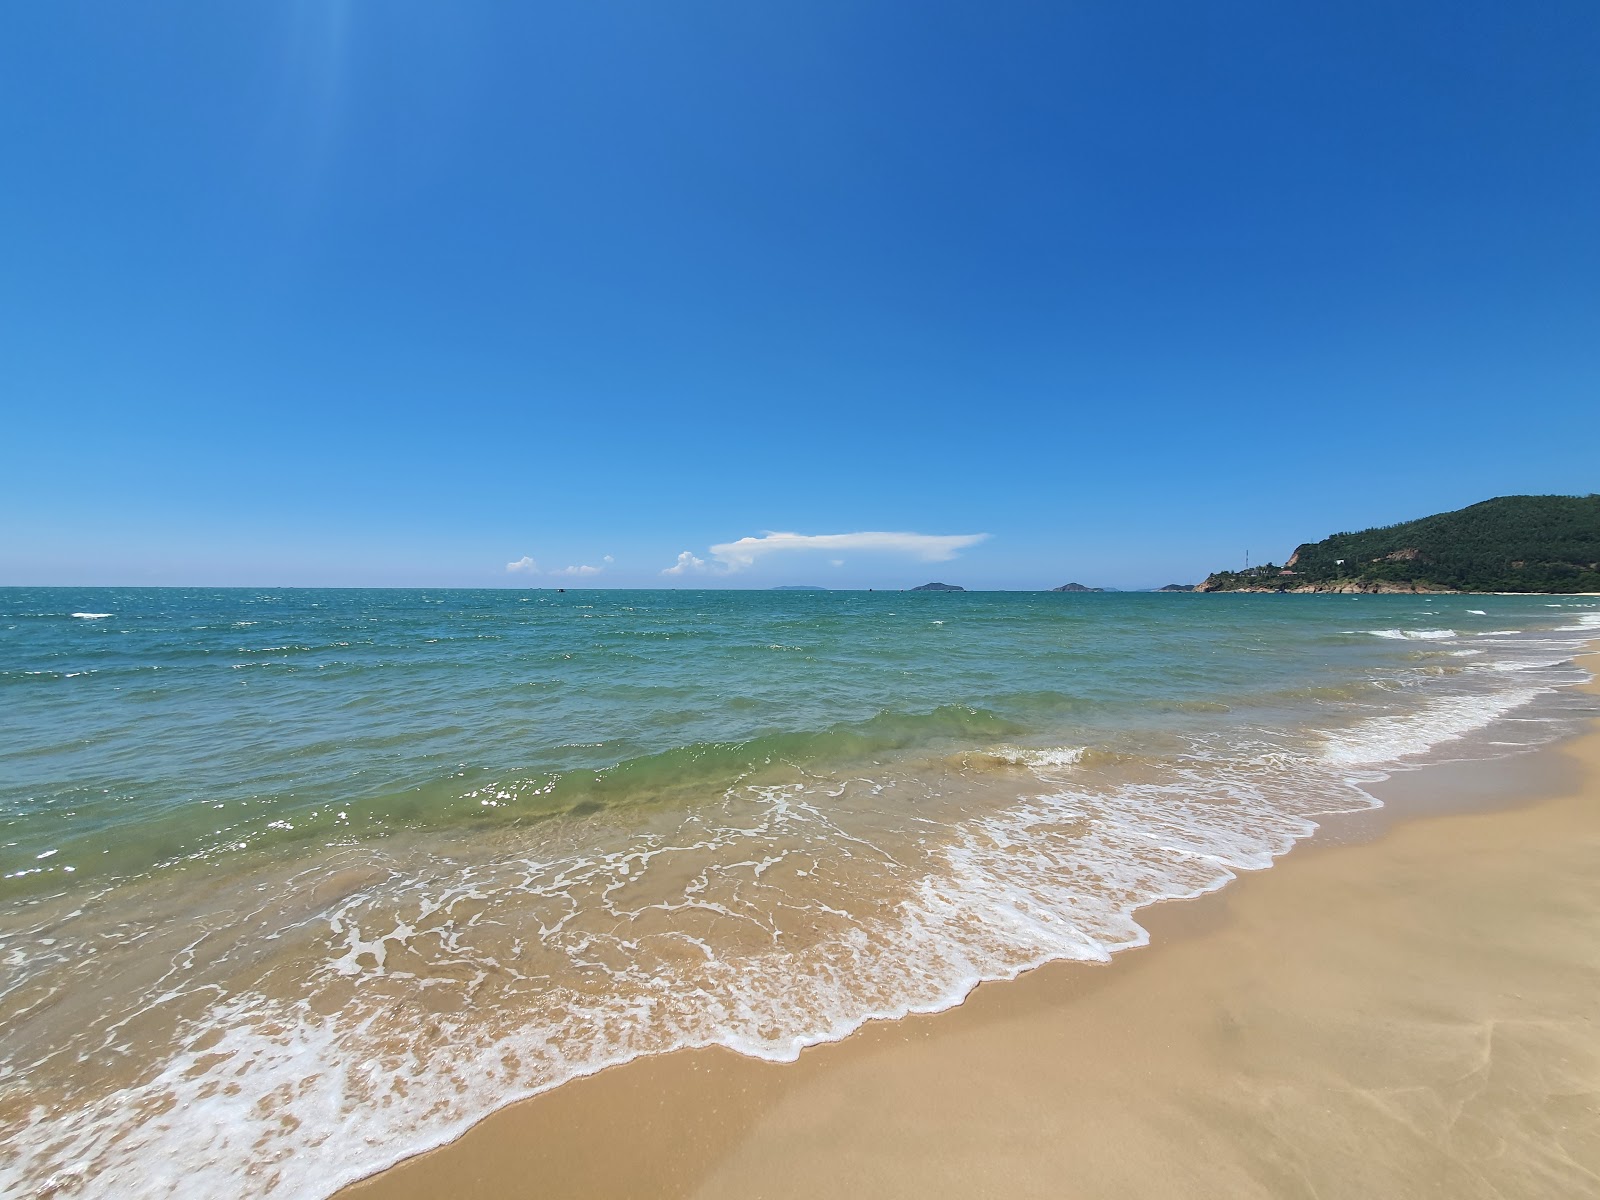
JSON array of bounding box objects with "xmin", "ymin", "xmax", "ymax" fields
[{"xmin": 344, "ymin": 648, "xmax": 1600, "ymax": 1200}]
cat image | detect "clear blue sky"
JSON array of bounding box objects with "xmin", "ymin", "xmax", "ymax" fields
[{"xmin": 3, "ymin": 2, "xmax": 1597, "ymax": 589}]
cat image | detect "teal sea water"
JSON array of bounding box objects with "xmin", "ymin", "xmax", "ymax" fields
[{"xmin": 3, "ymin": 588, "xmax": 1598, "ymax": 1197}]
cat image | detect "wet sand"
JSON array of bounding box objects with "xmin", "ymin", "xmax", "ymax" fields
[{"xmin": 343, "ymin": 650, "xmax": 1600, "ymax": 1200}]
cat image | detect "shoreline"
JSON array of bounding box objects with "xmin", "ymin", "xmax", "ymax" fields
[
  {"xmin": 1191, "ymin": 588, "xmax": 1600, "ymax": 596},
  {"xmin": 341, "ymin": 648, "xmax": 1600, "ymax": 1200}
]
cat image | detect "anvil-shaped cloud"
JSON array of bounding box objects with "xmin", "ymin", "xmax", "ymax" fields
[{"xmin": 663, "ymin": 531, "xmax": 989, "ymax": 575}]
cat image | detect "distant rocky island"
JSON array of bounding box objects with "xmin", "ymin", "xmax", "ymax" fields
[
  {"xmin": 1051, "ymin": 583, "xmax": 1103, "ymax": 593},
  {"xmin": 1197, "ymin": 495, "xmax": 1600, "ymax": 594},
  {"xmin": 1156, "ymin": 584, "xmax": 1196, "ymax": 592},
  {"xmin": 911, "ymin": 582, "xmax": 965, "ymax": 592}
]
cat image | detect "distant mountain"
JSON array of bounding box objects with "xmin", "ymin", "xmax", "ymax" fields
[
  {"xmin": 1051, "ymin": 583, "xmax": 1103, "ymax": 592},
  {"xmin": 910, "ymin": 582, "xmax": 965, "ymax": 592},
  {"xmin": 1197, "ymin": 495, "xmax": 1600, "ymax": 594},
  {"xmin": 771, "ymin": 585, "xmax": 829, "ymax": 591},
  {"xmin": 1156, "ymin": 584, "xmax": 1196, "ymax": 592}
]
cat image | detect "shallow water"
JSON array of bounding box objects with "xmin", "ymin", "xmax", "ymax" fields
[{"xmin": 2, "ymin": 589, "xmax": 1597, "ymax": 1197}]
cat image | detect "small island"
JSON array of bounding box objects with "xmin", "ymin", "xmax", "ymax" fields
[
  {"xmin": 1051, "ymin": 583, "xmax": 1103, "ymax": 593},
  {"xmin": 1156, "ymin": 584, "xmax": 1196, "ymax": 592},
  {"xmin": 1197, "ymin": 495, "xmax": 1600, "ymax": 594},
  {"xmin": 910, "ymin": 582, "xmax": 965, "ymax": 592}
]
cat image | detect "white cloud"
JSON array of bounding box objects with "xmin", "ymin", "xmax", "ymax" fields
[
  {"xmin": 603, "ymin": 555, "xmax": 615, "ymax": 564},
  {"xmin": 661, "ymin": 550, "xmax": 708, "ymax": 576},
  {"xmin": 707, "ymin": 531, "xmax": 989, "ymax": 572},
  {"xmin": 830, "ymin": 559, "xmax": 845, "ymax": 567},
  {"xmin": 509, "ymin": 554, "xmax": 611, "ymax": 577}
]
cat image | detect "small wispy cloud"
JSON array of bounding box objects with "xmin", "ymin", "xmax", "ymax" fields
[
  {"xmin": 705, "ymin": 530, "xmax": 989, "ymax": 572},
  {"xmin": 508, "ymin": 555, "xmax": 610, "ymax": 577}
]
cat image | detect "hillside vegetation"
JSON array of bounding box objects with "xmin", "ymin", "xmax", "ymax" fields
[{"xmin": 1198, "ymin": 495, "xmax": 1600, "ymax": 593}]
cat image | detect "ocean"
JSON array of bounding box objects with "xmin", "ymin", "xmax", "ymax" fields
[{"xmin": 3, "ymin": 587, "xmax": 1597, "ymax": 1197}]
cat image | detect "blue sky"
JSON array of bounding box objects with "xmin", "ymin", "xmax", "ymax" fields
[{"xmin": 3, "ymin": 2, "xmax": 1597, "ymax": 589}]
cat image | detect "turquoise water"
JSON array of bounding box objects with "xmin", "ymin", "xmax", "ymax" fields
[
  {"xmin": 3, "ymin": 587, "xmax": 1586, "ymax": 890},
  {"xmin": 2, "ymin": 588, "xmax": 1597, "ymax": 1197}
]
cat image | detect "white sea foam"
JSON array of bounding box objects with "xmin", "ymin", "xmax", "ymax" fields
[
  {"xmin": 71, "ymin": 612, "xmax": 112, "ymax": 619},
  {"xmin": 982, "ymin": 745, "xmax": 1089, "ymax": 769},
  {"xmin": 1467, "ymin": 609, "xmax": 1487, "ymax": 615},
  {"xmin": 1482, "ymin": 658, "xmax": 1577, "ymax": 673},
  {"xmin": 1318, "ymin": 685, "xmax": 1546, "ymax": 765},
  {"xmin": 1358, "ymin": 628, "xmax": 1457, "ymax": 640}
]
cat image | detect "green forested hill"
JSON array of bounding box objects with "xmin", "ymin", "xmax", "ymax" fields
[{"xmin": 1199, "ymin": 495, "xmax": 1600, "ymax": 593}]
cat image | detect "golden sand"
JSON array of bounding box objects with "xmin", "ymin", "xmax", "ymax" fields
[{"xmin": 342, "ymin": 652, "xmax": 1600, "ymax": 1200}]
